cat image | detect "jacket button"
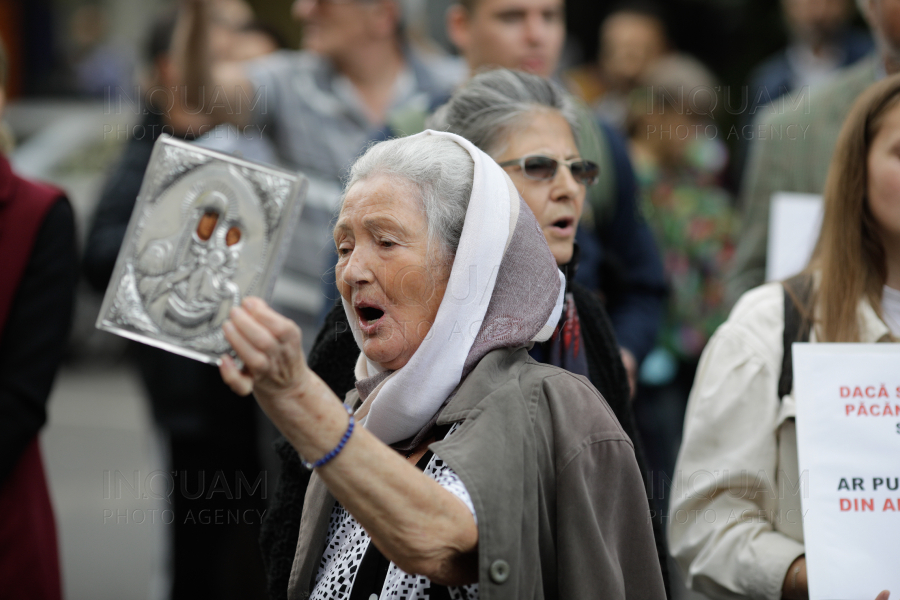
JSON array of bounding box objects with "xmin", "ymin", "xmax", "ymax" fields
[{"xmin": 489, "ymin": 559, "xmax": 510, "ymax": 584}]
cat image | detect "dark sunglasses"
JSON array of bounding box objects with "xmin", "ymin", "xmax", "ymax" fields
[{"xmin": 498, "ymin": 155, "xmax": 600, "ymax": 186}]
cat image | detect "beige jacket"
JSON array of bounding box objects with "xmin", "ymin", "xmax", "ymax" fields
[
  {"xmin": 669, "ymin": 282, "xmax": 894, "ymax": 600},
  {"xmin": 289, "ymin": 347, "xmax": 666, "ymax": 600}
]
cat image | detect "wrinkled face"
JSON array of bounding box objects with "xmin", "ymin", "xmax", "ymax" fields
[
  {"xmin": 334, "ymin": 174, "xmax": 450, "ymax": 371},
  {"xmin": 867, "ymin": 100, "xmax": 900, "ymax": 251},
  {"xmin": 292, "ymin": 0, "xmax": 388, "ymax": 59},
  {"xmin": 494, "ymin": 111, "xmax": 585, "ymax": 265},
  {"xmin": 451, "ymin": 0, "xmax": 565, "ymax": 78}
]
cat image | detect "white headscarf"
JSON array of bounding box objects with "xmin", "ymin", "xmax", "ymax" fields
[{"xmin": 342, "ymin": 130, "xmax": 565, "ymax": 446}]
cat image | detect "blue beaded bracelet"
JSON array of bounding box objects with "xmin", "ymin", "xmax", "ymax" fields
[{"xmin": 301, "ymin": 404, "xmax": 355, "ymax": 471}]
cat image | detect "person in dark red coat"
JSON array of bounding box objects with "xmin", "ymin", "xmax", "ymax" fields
[{"xmin": 0, "ymin": 38, "xmax": 77, "ymax": 600}]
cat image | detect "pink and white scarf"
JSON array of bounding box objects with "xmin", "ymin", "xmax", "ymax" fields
[{"xmin": 342, "ymin": 130, "xmax": 565, "ymax": 446}]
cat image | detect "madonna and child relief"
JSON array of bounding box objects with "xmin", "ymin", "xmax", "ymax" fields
[
  {"xmin": 134, "ymin": 166, "xmax": 266, "ymax": 338},
  {"xmin": 96, "ymin": 137, "xmax": 306, "ymax": 364}
]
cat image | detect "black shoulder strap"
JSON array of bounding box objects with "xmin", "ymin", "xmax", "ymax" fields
[{"xmin": 778, "ymin": 273, "xmax": 815, "ymax": 399}]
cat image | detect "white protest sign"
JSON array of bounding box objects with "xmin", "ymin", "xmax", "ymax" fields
[
  {"xmin": 766, "ymin": 192, "xmax": 823, "ymax": 282},
  {"xmin": 793, "ymin": 344, "xmax": 900, "ymax": 600}
]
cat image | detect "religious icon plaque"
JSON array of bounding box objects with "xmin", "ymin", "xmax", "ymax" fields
[{"xmin": 96, "ymin": 135, "xmax": 307, "ymax": 365}]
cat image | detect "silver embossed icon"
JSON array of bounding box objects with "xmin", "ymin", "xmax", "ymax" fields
[{"xmin": 96, "ymin": 135, "xmax": 307, "ymax": 365}]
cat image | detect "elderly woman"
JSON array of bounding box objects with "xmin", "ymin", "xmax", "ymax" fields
[
  {"xmin": 429, "ymin": 72, "xmax": 670, "ymax": 590},
  {"xmin": 430, "ymin": 69, "xmax": 633, "ymax": 404},
  {"xmin": 223, "ymin": 131, "xmax": 664, "ymax": 598},
  {"xmin": 260, "ymin": 69, "xmax": 668, "ymax": 599}
]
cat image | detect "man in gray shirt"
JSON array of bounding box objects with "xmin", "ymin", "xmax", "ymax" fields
[{"xmin": 174, "ymin": 0, "xmax": 463, "ymax": 325}]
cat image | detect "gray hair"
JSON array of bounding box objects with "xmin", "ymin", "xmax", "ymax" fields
[
  {"xmin": 342, "ymin": 134, "xmax": 474, "ymax": 262},
  {"xmin": 427, "ymin": 69, "xmax": 582, "ymax": 157}
]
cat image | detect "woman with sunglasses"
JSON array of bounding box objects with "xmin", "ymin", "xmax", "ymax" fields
[
  {"xmin": 429, "ymin": 69, "xmax": 627, "ymax": 407},
  {"xmin": 430, "ymin": 72, "xmax": 667, "ymax": 588},
  {"xmin": 259, "ymin": 69, "xmax": 668, "ymax": 598}
]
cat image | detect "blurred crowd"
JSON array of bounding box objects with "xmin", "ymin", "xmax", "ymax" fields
[{"xmin": 0, "ymin": 0, "xmax": 895, "ymax": 599}]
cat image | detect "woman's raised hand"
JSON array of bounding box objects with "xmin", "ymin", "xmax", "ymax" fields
[
  {"xmin": 219, "ymin": 296, "xmax": 309, "ymax": 401},
  {"xmin": 220, "ymin": 297, "xmax": 346, "ymax": 466}
]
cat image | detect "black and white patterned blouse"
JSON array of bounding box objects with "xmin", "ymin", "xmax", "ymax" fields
[{"xmin": 310, "ymin": 424, "xmax": 479, "ymax": 600}]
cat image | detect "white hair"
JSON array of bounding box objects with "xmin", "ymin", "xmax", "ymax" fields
[
  {"xmin": 342, "ymin": 135, "xmax": 474, "ymax": 262},
  {"xmin": 427, "ymin": 68, "xmax": 582, "ymax": 158}
]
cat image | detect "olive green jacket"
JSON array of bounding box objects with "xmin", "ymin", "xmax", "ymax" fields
[
  {"xmin": 727, "ymin": 56, "xmax": 879, "ymax": 305},
  {"xmin": 287, "ymin": 347, "xmax": 665, "ymax": 599}
]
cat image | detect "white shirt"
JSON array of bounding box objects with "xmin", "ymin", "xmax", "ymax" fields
[
  {"xmin": 669, "ymin": 282, "xmax": 894, "ymax": 600},
  {"xmin": 881, "ymin": 285, "xmax": 900, "ymax": 337},
  {"xmin": 310, "ymin": 423, "xmax": 478, "ymax": 600}
]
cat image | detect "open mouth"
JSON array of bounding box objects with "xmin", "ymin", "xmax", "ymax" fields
[
  {"xmin": 550, "ymin": 216, "xmax": 575, "ymax": 233},
  {"xmin": 358, "ymin": 306, "xmax": 384, "ymax": 322},
  {"xmin": 355, "ymin": 301, "xmax": 386, "ymax": 333}
]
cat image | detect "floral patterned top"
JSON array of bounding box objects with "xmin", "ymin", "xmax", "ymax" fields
[{"xmin": 633, "ymin": 150, "xmax": 737, "ymax": 372}]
